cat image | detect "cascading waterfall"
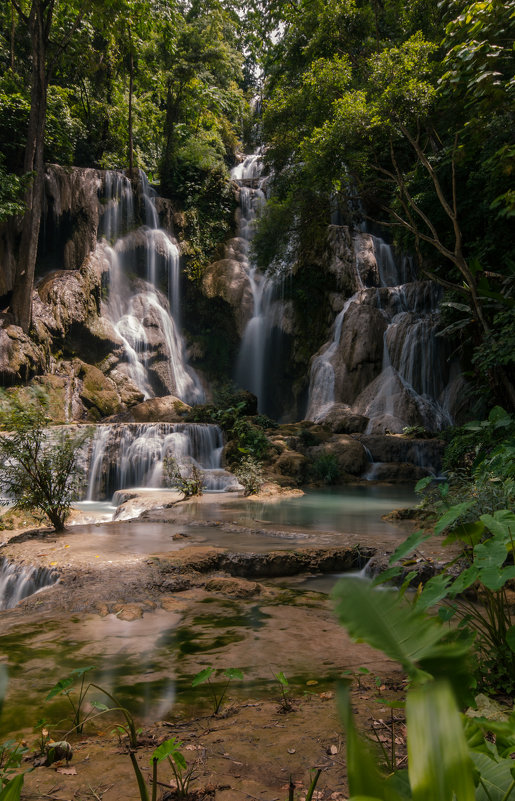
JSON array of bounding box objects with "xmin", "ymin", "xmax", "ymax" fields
[
  {"xmin": 306, "ymin": 233, "xmax": 453, "ymax": 432},
  {"xmin": 86, "ymin": 422, "xmax": 236, "ymax": 500},
  {"xmin": 306, "ymin": 294, "xmax": 360, "ymax": 421},
  {"xmin": 232, "ymin": 154, "xmax": 287, "ymax": 415},
  {"xmin": 99, "ymin": 170, "xmax": 204, "ymax": 405},
  {"xmin": 0, "ymin": 558, "xmax": 59, "ymax": 610}
]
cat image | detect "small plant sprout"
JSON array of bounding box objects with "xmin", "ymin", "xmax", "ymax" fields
[
  {"xmin": 151, "ymin": 737, "xmax": 197, "ymax": 800},
  {"xmin": 45, "ymin": 666, "xmax": 96, "ymax": 734},
  {"xmin": 274, "ymin": 671, "xmax": 293, "ymax": 712},
  {"xmin": 191, "ymin": 666, "xmax": 244, "ymax": 715}
]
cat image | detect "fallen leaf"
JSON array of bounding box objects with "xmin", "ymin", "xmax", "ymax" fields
[
  {"xmin": 306, "ymin": 680, "xmax": 318, "ymax": 686},
  {"xmin": 287, "ymin": 748, "xmax": 296, "ymax": 754},
  {"xmin": 50, "ymin": 562, "xmax": 57, "ymax": 566},
  {"xmin": 56, "ymin": 766, "xmax": 77, "ymax": 775}
]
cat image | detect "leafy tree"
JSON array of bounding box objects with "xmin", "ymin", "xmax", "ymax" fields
[{"xmin": 0, "ymin": 390, "xmax": 90, "ymax": 532}]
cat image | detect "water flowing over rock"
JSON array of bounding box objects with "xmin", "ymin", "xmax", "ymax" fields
[
  {"xmin": 306, "ymin": 233, "xmax": 456, "ymax": 433},
  {"xmin": 85, "ymin": 422, "xmax": 238, "ymax": 500},
  {"xmin": 0, "ymin": 558, "xmax": 59, "ymax": 610},
  {"xmin": 231, "ymin": 154, "xmax": 289, "ymax": 417},
  {"xmin": 99, "ymin": 171, "xmax": 204, "ymax": 405}
]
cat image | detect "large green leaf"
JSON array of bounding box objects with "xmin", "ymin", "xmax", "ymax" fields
[
  {"xmin": 472, "ymin": 752, "xmax": 515, "ymax": 801},
  {"xmin": 481, "ymin": 511, "xmax": 515, "ymax": 543},
  {"xmin": 474, "ymin": 538, "xmax": 507, "ymax": 570},
  {"xmin": 415, "ymin": 574, "xmax": 452, "ymax": 611},
  {"xmin": 152, "ymin": 736, "xmax": 184, "ymax": 765},
  {"xmin": 434, "ymin": 503, "xmax": 474, "ymax": 536},
  {"xmin": 191, "ymin": 667, "xmax": 213, "ymax": 687},
  {"xmin": 0, "ymin": 774, "xmax": 24, "ymax": 801},
  {"xmin": 338, "ymin": 684, "xmax": 403, "ymax": 801},
  {"xmin": 388, "ymin": 530, "xmax": 432, "ymax": 566},
  {"xmin": 449, "ymin": 566, "xmax": 480, "ymax": 596},
  {"xmin": 332, "ymin": 579, "xmax": 471, "ymax": 686},
  {"xmin": 407, "ymin": 682, "xmax": 475, "ymax": 801},
  {"xmin": 45, "ymin": 666, "xmax": 95, "ymax": 701},
  {"xmin": 479, "ymin": 566, "xmax": 515, "ymax": 592}
]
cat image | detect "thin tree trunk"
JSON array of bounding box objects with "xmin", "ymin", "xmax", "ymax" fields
[
  {"xmin": 128, "ymin": 44, "xmax": 134, "ymax": 176},
  {"xmin": 11, "ymin": 0, "xmax": 48, "ymax": 333}
]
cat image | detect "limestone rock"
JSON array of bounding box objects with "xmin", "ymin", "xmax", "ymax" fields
[
  {"xmin": 125, "ymin": 395, "xmax": 191, "ymax": 423},
  {"xmin": 307, "ymin": 436, "xmax": 368, "ymax": 476},
  {"xmin": 205, "ymin": 577, "xmax": 263, "ymax": 598},
  {"xmin": 333, "ymin": 303, "xmax": 387, "ymax": 404},
  {"xmin": 325, "ymin": 226, "xmax": 379, "ymax": 292},
  {"xmin": 318, "ymin": 404, "xmax": 369, "ymax": 434},
  {"xmin": 76, "ymin": 360, "xmax": 121, "ymax": 419},
  {"xmin": 0, "ymin": 323, "xmax": 46, "ymax": 384},
  {"xmin": 202, "ymin": 256, "xmax": 253, "ymax": 335}
]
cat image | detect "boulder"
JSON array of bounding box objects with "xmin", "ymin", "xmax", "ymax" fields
[
  {"xmin": 319, "ymin": 404, "xmax": 369, "ymax": 434},
  {"xmin": 202, "ymin": 256, "xmax": 253, "ymax": 335},
  {"xmin": 325, "ymin": 226, "xmax": 380, "ymax": 292},
  {"xmin": 307, "ymin": 435, "xmax": 368, "ymax": 476},
  {"xmin": 76, "ymin": 360, "xmax": 121, "ymax": 419},
  {"xmin": 0, "ymin": 323, "xmax": 46, "ymax": 384},
  {"xmin": 359, "ymin": 434, "xmax": 444, "ymax": 474},
  {"xmin": 125, "ymin": 395, "xmax": 191, "ymax": 423},
  {"xmin": 332, "ymin": 303, "xmax": 387, "ymax": 403}
]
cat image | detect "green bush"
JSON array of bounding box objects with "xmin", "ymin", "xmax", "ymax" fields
[{"xmin": 312, "ymin": 452, "xmax": 341, "ymax": 485}]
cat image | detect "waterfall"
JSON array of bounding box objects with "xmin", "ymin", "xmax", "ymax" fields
[
  {"xmin": 305, "ymin": 294, "xmax": 359, "ymax": 422},
  {"xmin": 306, "ymin": 233, "xmax": 454, "ymax": 432},
  {"xmin": 0, "ymin": 558, "xmax": 59, "ymax": 610},
  {"xmin": 98, "ymin": 171, "xmax": 204, "ymax": 405},
  {"xmin": 85, "ymin": 422, "xmax": 235, "ymax": 500},
  {"xmin": 232, "ymin": 154, "xmax": 287, "ymax": 415}
]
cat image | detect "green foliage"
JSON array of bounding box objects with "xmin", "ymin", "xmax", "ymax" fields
[
  {"xmin": 163, "ymin": 456, "xmax": 203, "ymax": 498},
  {"xmin": 0, "ymin": 391, "xmax": 91, "ymax": 532},
  {"xmin": 233, "ymin": 454, "xmax": 264, "ymax": 496},
  {"xmin": 0, "ymin": 157, "xmax": 26, "ymax": 222},
  {"xmin": 312, "ymin": 453, "xmax": 341, "ymax": 485},
  {"xmin": 151, "ymin": 737, "xmax": 195, "ymax": 799},
  {"xmin": 0, "ymin": 775, "xmax": 24, "ymax": 801},
  {"xmin": 45, "ymin": 666, "xmax": 95, "ymax": 735},
  {"xmin": 0, "ymin": 742, "xmax": 27, "ymax": 791},
  {"xmin": 191, "ymin": 665, "xmax": 244, "ymax": 715}
]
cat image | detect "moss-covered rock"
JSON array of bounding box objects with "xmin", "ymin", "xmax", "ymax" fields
[{"xmin": 76, "ymin": 360, "xmax": 120, "ymax": 419}]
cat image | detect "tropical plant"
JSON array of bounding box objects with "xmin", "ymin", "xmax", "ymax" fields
[
  {"xmin": 0, "ymin": 390, "xmax": 90, "ymax": 532},
  {"xmin": 332, "ymin": 577, "xmax": 515, "ymax": 800},
  {"xmin": 163, "ymin": 456, "xmax": 203, "ymax": 498},
  {"xmin": 45, "ymin": 666, "xmax": 95, "ymax": 735},
  {"xmin": 151, "ymin": 737, "xmax": 196, "ymax": 800},
  {"xmin": 273, "ymin": 671, "xmax": 293, "ymax": 713},
  {"xmin": 0, "ymin": 741, "xmax": 27, "ymax": 791},
  {"xmin": 191, "ymin": 666, "xmax": 244, "ymax": 715},
  {"xmin": 233, "ymin": 454, "xmax": 264, "ymax": 496}
]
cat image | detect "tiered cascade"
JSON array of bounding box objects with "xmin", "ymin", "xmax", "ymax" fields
[
  {"xmin": 0, "ymin": 558, "xmax": 59, "ymax": 610},
  {"xmin": 85, "ymin": 422, "xmax": 237, "ymax": 500},
  {"xmin": 99, "ymin": 170, "xmax": 204, "ymax": 404},
  {"xmin": 232, "ymin": 155, "xmax": 287, "ymax": 416},
  {"xmin": 306, "ymin": 233, "xmax": 455, "ymax": 434}
]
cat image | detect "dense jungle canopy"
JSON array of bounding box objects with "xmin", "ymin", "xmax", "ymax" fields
[{"xmin": 0, "ymin": 0, "xmax": 514, "ymax": 410}]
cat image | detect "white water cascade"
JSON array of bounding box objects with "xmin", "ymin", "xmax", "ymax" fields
[
  {"xmin": 232, "ymin": 154, "xmax": 287, "ymax": 415},
  {"xmin": 306, "ymin": 234, "xmax": 454, "ymax": 433},
  {"xmin": 99, "ymin": 171, "xmax": 204, "ymax": 405},
  {"xmin": 85, "ymin": 422, "xmax": 238, "ymax": 500},
  {"xmin": 0, "ymin": 558, "xmax": 59, "ymax": 610}
]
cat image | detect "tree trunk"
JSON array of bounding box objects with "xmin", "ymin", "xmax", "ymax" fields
[
  {"xmin": 11, "ymin": 1, "xmax": 49, "ymax": 333},
  {"xmin": 128, "ymin": 47, "xmax": 134, "ymax": 176}
]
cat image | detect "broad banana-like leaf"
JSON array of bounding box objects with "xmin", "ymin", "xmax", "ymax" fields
[
  {"xmin": 414, "ymin": 574, "xmax": 452, "ymax": 611},
  {"xmin": 388, "ymin": 530, "xmax": 432, "ymax": 565},
  {"xmin": 471, "ymin": 751, "xmax": 515, "ymax": 801},
  {"xmin": 332, "ymin": 578, "xmax": 472, "ymax": 689},
  {"xmin": 407, "ymin": 682, "xmax": 475, "ymax": 801},
  {"xmin": 338, "ymin": 684, "xmax": 404, "ymax": 801},
  {"xmin": 434, "ymin": 502, "xmax": 474, "ymax": 535}
]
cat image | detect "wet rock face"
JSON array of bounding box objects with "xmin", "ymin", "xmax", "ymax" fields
[
  {"xmin": 201, "ymin": 249, "xmax": 253, "ymax": 336},
  {"xmin": 0, "ymin": 323, "xmax": 46, "ymax": 384},
  {"xmin": 333, "ymin": 303, "xmax": 387, "ymax": 404},
  {"xmin": 325, "ymin": 226, "xmax": 380, "ymax": 292},
  {"xmin": 107, "ymin": 394, "xmax": 191, "ymax": 423}
]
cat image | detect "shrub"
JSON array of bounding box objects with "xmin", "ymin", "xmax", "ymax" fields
[
  {"xmin": 163, "ymin": 457, "xmax": 203, "ymax": 498},
  {"xmin": 233, "ymin": 455, "xmax": 264, "ymax": 496},
  {"xmin": 312, "ymin": 452, "xmax": 341, "ymax": 485},
  {"xmin": 0, "ymin": 390, "xmax": 90, "ymax": 532}
]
